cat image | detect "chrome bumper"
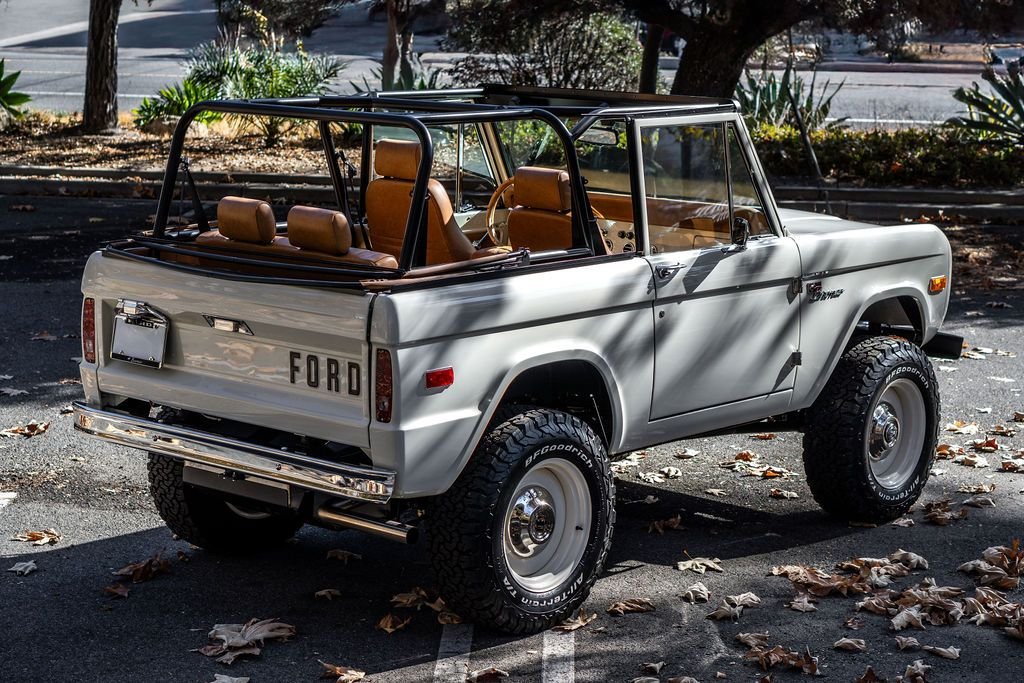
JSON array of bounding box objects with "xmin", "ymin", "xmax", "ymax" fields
[{"xmin": 72, "ymin": 402, "xmax": 394, "ymax": 503}]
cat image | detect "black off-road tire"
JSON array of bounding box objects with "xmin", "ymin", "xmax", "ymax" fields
[
  {"xmin": 147, "ymin": 453, "xmax": 304, "ymax": 553},
  {"xmin": 803, "ymin": 336, "xmax": 939, "ymax": 523},
  {"xmin": 429, "ymin": 408, "xmax": 615, "ymax": 634}
]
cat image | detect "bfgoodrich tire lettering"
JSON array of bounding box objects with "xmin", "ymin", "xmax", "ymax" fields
[
  {"xmin": 428, "ymin": 408, "xmax": 615, "ymax": 634},
  {"xmin": 803, "ymin": 336, "xmax": 939, "ymax": 523}
]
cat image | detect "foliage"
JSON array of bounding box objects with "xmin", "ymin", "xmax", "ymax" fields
[
  {"xmin": 215, "ymin": 0, "xmax": 347, "ymax": 41},
  {"xmin": 132, "ymin": 79, "xmax": 223, "ymax": 127},
  {"xmin": 947, "ymin": 63, "xmax": 1024, "ymax": 147},
  {"xmin": 0, "ymin": 58, "xmax": 30, "ymax": 129},
  {"xmin": 350, "ymin": 53, "xmax": 445, "ymax": 92},
  {"xmin": 752, "ymin": 123, "xmax": 1024, "ymax": 188},
  {"xmin": 443, "ymin": 1, "xmax": 642, "ymax": 91},
  {"xmin": 735, "ymin": 64, "xmax": 846, "ymax": 131},
  {"xmin": 133, "ymin": 30, "xmax": 343, "ymax": 146}
]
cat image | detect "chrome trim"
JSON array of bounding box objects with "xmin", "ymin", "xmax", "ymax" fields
[
  {"xmin": 315, "ymin": 507, "xmax": 418, "ymax": 544},
  {"xmin": 72, "ymin": 402, "xmax": 394, "ymax": 502}
]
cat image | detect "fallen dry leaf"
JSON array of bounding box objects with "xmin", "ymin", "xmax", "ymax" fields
[
  {"xmin": 638, "ymin": 471, "xmax": 665, "ymax": 484},
  {"xmin": 326, "ymin": 549, "xmax": 362, "ymax": 564},
  {"xmin": 681, "ymin": 582, "xmax": 710, "ymax": 603},
  {"xmin": 787, "ymin": 594, "xmax": 818, "ymax": 613},
  {"xmin": 390, "ymin": 587, "xmax": 430, "ymax": 609},
  {"xmin": 844, "ymin": 616, "xmax": 866, "ymax": 630},
  {"xmin": 673, "ymin": 447, "xmax": 700, "ymax": 459},
  {"xmin": 0, "ymin": 387, "xmax": 29, "ymax": 397},
  {"xmin": 607, "ymin": 598, "xmax": 655, "ymax": 616},
  {"xmin": 923, "ymin": 499, "xmax": 968, "ymax": 526},
  {"xmin": 890, "ymin": 549, "xmax": 929, "ymax": 570},
  {"xmin": 30, "ymin": 331, "xmax": 57, "ymax": 342},
  {"xmin": 375, "ymin": 613, "xmax": 412, "ymax": 634},
  {"xmin": 113, "ymin": 552, "xmax": 172, "ymax": 583},
  {"xmin": 659, "ymin": 466, "xmax": 682, "ymax": 479},
  {"xmin": 769, "ymin": 488, "xmax": 799, "ymax": 500},
  {"xmin": 991, "ymin": 425, "xmax": 1017, "ymax": 437},
  {"xmin": 104, "ymin": 583, "xmax": 130, "ymax": 598},
  {"xmin": 895, "ymin": 635, "xmax": 920, "ymax": 650},
  {"xmin": 315, "ymin": 588, "xmax": 342, "ymax": 601},
  {"xmin": 1, "ymin": 421, "xmax": 50, "ymax": 438},
  {"xmin": 641, "ymin": 661, "xmax": 666, "ymax": 674},
  {"xmin": 890, "ymin": 607, "xmax": 926, "ymax": 631},
  {"xmin": 552, "ymin": 610, "xmax": 597, "ymax": 632},
  {"xmin": 210, "ymin": 675, "xmax": 250, "ymax": 683},
  {"xmin": 735, "ymin": 631, "xmax": 770, "ymax": 648},
  {"xmin": 9, "ymin": 204, "xmax": 36, "ymax": 212},
  {"xmin": 891, "ymin": 517, "xmax": 915, "ymax": 528},
  {"xmin": 706, "ymin": 601, "xmax": 744, "ymax": 621},
  {"xmin": 1013, "ymin": 411, "xmax": 1024, "ymax": 423},
  {"xmin": 676, "ymin": 555, "xmax": 723, "ymax": 574},
  {"xmin": 945, "ymin": 420, "xmax": 979, "ymax": 435},
  {"xmin": 963, "ymin": 494, "xmax": 996, "ymax": 508},
  {"xmin": 855, "ymin": 666, "xmax": 885, "ymax": 683},
  {"xmin": 725, "ymin": 592, "xmax": 762, "ymax": 608},
  {"xmin": 753, "ymin": 433, "xmax": 777, "ymax": 440},
  {"xmin": 959, "ymin": 482, "xmax": 996, "ymax": 494},
  {"xmin": 7, "ymin": 560, "xmax": 37, "ymax": 576},
  {"xmin": 11, "ymin": 528, "xmax": 60, "ymax": 546},
  {"xmin": 437, "ymin": 610, "xmax": 462, "ymax": 625},
  {"xmin": 833, "ymin": 637, "xmax": 867, "ymax": 652},
  {"xmin": 743, "ymin": 644, "xmax": 821, "ymax": 675},
  {"xmin": 922, "ymin": 645, "xmax": 960, "ymax": 660},
  {"xmin": 704, "ymin": 488, "xmax": 728, "ymax": 497},
  {"xmin": 900, "ymin": 659, "xmax": 932, "ymax": 683},
  {"xmin": 198, "ymin": 618, "xmax": 295, "ymax": 665},
  {"xmin": 970, "ymin": 437, "xmax": 1000, "ymax": 453},
  {"xmin": 648, "ymin": 514, "xmax": 683, "ymax": 535},
  {"xmin": 466, "ymin": 668, "xmax": 510, "ymax": 683},
  {"xmin": 319, "ymin": 660, "xmax": 365, "ymax": 683}
]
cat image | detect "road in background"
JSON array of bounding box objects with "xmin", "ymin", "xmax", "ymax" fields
[{"xmin": 0, "ymin": 0, "xmax": 989, "ymax": 125}]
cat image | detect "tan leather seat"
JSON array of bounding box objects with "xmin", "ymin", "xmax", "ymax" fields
[
  {"xmin": 196, "ymin": 196, "xmax": 295, "ymax": 256},
  {"xmin": 286, "ymin": 205, "xmax": 398, "ymax": 268},
  {"xmin": 365, "ymin": 139, "xmax": 488, "ymax": 266},
  {"xmin": 507, "ymin": 167, "xmax": 574, "ymax": 252}
]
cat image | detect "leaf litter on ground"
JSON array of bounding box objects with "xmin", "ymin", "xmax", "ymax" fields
[
  {"xmin": 195, "ymin": 618, "xmax": 296, "ymax": 665},
  {"xmin": 11, "ymin": 528, "xmax": 60, "ymax": 545},
  {"xmin": 1, "ymin": 421, "xmax": 50, "ymax": 438}
]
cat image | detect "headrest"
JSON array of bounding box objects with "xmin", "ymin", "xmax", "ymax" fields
[
  {"xmin": 514, "ymin": 167, "xmax": 571, "ymax": 212},
  {"xmin": 287, "ymin": 206, "xmax": 352, "ymax": 255},
  {"xmin": 374, "ymin": 139, "xmax": 422, "ymax": 180},
  {"xmin": 217, "ymin": 196, "xmax": 276, "ymax": 244}
]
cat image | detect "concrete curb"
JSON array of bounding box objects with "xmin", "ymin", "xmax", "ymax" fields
[{"xmin": 2, "ymin": 166, "xmax": 1022, "ymax": 223}]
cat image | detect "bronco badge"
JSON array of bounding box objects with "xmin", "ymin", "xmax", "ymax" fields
[{"xmin": 807, "ymin": 281, "xmax": 844, "ymax": 302}]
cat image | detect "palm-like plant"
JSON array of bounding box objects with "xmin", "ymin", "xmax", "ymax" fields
[
  {"xmin": 947, "ymin": 62, "xmax": 1024, "ymax": 146},
  {"xmin": 0, "ymin": 59, "xmax": 31, "ymax": 127},
  {"xmin": 735, "ymin": 63, "xmax": 846, "ymax": 131}
]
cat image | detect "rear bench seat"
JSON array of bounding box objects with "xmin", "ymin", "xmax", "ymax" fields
[{"xmin": 192, "ymin": 197, "xmax": 397, "ymax": 269}]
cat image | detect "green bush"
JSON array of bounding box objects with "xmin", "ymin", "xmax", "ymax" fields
[
  {"xmin": 133, "ymin": 78, "xmax": 223, "ymax": 127},
  {"xmin": 752, "ymin": 123, "xmax": 1024, "ymax": 187},
  {"xmin": 947, "ymin": 63, "xmax": 1024, "ymax": 146},
  {"xmin": 0, "ymin": 59, "xmax": 31, "ymax": 129},
  {"xmin": 350, "ymin": 54, "xmax": 445, "ymax": 93},
  {"xmin": 735, "ymin": 64, "xmax": 846, "ymax": 131},
  {"xmin": 443, "ymin": 2, "xmax": 642, "ymax": 91}
]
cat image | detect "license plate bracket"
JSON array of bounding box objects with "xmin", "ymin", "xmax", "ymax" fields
[{"xmin": 111, "ymin": 300, "xmax": 169, "ymax": 368}]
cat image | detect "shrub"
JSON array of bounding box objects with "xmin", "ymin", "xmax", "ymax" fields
[
  {"xmin": 350, "ymin": 53, "xmax": 445, "ymax": 92},
  {"xmin": 0, "ymin": 59, "xmax": 31, "ymax": 129},
  {"xmin": 752, "ymin": 124, "xmax": 1024, "ymax": 188},
  {"xmin": 443, "ymin": 2, "xmax": 642, "ymax": 91},
  {"xmin": 215, "ymin": 0, "xmax": 344, "ymax": 41},
  {"xmin": 133, "ymin": 78, "xmax": 223, "ymax": 127},
  {"xmin": 947, "ymin": 63, "xmax": 1024, "ymax": 147},
  {"xmin": 735, "ymin": 64, "xmax": 845, "ymax": 131}
]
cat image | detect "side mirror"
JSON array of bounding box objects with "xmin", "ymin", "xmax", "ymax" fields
[{"xmin": 731, "ymin": 216, "xmax": 750, "ymax": 248}]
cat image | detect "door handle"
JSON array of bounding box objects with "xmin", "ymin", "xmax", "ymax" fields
[{"xmin": 655, "ymin": 263, "xmax": 685, "ymax": 278}]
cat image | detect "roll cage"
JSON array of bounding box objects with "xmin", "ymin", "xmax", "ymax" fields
[{"xmin": 151, "ymin": 85, "xmax": 736, "ymax": 273}]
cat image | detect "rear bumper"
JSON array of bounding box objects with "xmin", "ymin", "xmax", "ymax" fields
[{"xmin": 72, "ymin": 402, "xmax": 395, "ymax": 503}]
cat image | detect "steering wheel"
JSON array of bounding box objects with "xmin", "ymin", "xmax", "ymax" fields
[
  {"xmin": 483, "ymin": 176, "xmax": 607, "ymax": 249},
  {"xmin": 484, "ymin": 177, "xmax": 516, "ymax": 247}
]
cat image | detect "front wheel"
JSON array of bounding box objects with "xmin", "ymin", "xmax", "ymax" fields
[
  {"xmin": 428, "ymin": 409, "xmax": 615, "ymax": 634},
  {"xmin": 803, "ymin": 336, "xmax": 939, "ymax": 523}
]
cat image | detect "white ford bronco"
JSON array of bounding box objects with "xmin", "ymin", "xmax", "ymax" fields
[{"xmin": 73, "ymin": 86, "xmax": 962, "ymax": 634}]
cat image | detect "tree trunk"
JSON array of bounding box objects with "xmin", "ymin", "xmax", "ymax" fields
[
  {"xmin": 670, "ymin": 29, "xmax": 754, "ymax": 99},
  {"xmin": 639, "ymin": 24, "xmax": 663, "ymax": 94},
  {"xmin": 83, "ymin": 0, "xmax": 121, "ymax": 132},
  {"xmin": 399, "ymin": 27, "xmax": 414, "ymax": 87},
  {"xmin": 382, "ymin": 0, "xmax": 400, "ymax": 90}
]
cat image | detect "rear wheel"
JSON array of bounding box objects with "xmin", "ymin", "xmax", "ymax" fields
[
  {"xmin": 803, "ymin": 336, "xmax": 939, "ymax": 523},
  {"xmin": 147, "ymin": 454, "xmax": 303, "ymax": 553},
  {"xmin": 429, "ymin": 408, "xmax": 614, "ymax": 634}
]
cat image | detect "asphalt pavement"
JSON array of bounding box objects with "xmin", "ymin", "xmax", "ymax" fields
[{"xmin": 1, "ymin": 196, "xmax": 1024, "ymax": 682}]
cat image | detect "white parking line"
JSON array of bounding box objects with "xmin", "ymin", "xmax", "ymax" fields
[
  {"xmin": 0, "ymin": 491, "xmax": 16, "ymax": 513},
  {"xmin": 433, "ymin": 623, "xmax": 473, "ymax": 683},
  {"xmin": 542, "ymin": 630, "xmax": 574, "ymax": 682}
]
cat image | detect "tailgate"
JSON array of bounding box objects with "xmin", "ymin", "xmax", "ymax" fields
[{"xmin": 80, "ymin": 252, "xmax": 374, "ymax": 448}]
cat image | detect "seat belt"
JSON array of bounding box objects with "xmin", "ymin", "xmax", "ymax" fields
[
  {"xmin": 180, "ymin": 157, "xmax": 210, "ymax": 232},
  {"xmin": 337, "ymin": 149, "xmax": 370, "ymax": 247}
]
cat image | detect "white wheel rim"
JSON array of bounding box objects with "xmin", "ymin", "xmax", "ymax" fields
[
  {"xmin": 865, "ymin": 378, "xmax": 926, "ymax": 489},
  {"xmin": 503, "ymin": 457, "xmax": 592, "ymax": 593}
]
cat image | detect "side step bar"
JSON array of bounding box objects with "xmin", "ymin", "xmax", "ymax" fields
[
  {"xmin": 315, "ymin": 507, "xmax": 418, "ymax": 544},
  {"xmin": 73, "ymin": 402, "xmax": 395, "ymax": 503}
]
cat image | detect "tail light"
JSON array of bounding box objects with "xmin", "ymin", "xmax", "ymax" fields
[
  {"xmin": 375, "ymin": 349, "xmax": 393, "ymax": 423},
  {"xmin": 82, "ymin": 297, "xmax": 97, "ymax": 364}
]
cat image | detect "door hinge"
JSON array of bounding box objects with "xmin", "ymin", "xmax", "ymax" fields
[{"xmin": 790, "ymin": 277, "xmax": 803, "ymax": 296}]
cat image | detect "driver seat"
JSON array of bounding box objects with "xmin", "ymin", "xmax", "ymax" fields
[
  {"xmin": 366, "ymin": 139, "xmax": 501, "ymax": 265},
  {"xmin": 506, "ymin": 167, "xmax": 575, "ymax": 252}
]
